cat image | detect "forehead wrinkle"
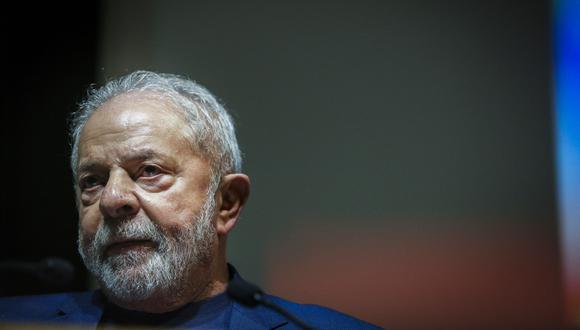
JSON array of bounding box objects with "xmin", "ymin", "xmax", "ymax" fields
[
  {"xmin": 78, "ymin": 144, "xmax": 183, "ymax": 170},
  {"xmin": 78, "ymin": 131, "xmax": 195, "ymax": 178},
  {"xmin": 105, "ymin": 91, "xmax": 197, "ymax": 149},
  {"xmin": 80, "ymin": 112, "xmax": 188, "ymax": 157},
  {"xmin": 82, "ymin": 118, "xmax": 162, "ymax": 144}
]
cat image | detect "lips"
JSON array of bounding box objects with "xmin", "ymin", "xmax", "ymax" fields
[{"xmin": 104, "ymin": 238, "xmax": 156, "ymax": 257}]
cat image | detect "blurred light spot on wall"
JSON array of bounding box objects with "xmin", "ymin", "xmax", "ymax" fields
[{"xmin": 265, "ymin": 220, "xmax": 562, "ymax": 329}]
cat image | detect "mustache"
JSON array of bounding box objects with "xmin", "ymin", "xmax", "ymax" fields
[{"xmin": 90, "ymin": 218, "xmax": 165, "ymax": 256}]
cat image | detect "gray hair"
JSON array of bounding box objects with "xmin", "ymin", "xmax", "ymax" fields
[{"xmin": 69, "ymin": 70, "xmax": 242, "ymax": 185}]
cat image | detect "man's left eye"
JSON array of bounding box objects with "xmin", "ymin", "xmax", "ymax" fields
[{"xmin": 141, "ymin": 165, "xmax": 161, "ymax": 177}]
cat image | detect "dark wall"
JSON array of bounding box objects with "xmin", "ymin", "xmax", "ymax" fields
[{"xmin": 0, "ymin": 2, "xmax": 99, "ymax": 295}]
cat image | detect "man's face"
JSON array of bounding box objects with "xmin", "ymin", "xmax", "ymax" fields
[{"xmin": 76, "ymin": 93, "xmax": 217, "ymax": 304}]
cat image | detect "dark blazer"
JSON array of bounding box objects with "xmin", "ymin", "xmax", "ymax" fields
[
  {"xmin": 0, "ymin": 291, "xmax": 381, "ymax": 329},
  {"xmin": 0, "ymin": 276, "xmax": 382, "ymax": 329}
]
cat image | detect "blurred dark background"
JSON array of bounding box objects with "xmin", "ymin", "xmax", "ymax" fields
[
  {"xmin": 1, "ymin": 1, "xmax": 100, "ymax": 294},
  {"xmin": 0, "ymin": 1, "xmax": 569, "ymax": 329}
]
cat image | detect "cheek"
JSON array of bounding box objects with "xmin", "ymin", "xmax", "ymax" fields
[
  {"xmin": 79, "ymin": 206, "xmax": 101, "ymax": 237},
  {"xmin": 138, "ymin": 188, "xmax": 206, "ymax": 228}
]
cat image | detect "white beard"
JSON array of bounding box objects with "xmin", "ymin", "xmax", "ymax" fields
[{"xmin": 78, "ymin": 194, "xmax": 216, "ymax": 303}]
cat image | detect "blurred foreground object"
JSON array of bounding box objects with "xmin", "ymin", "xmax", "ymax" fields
[
  {"xmin": 0, "ymin": 258, "xmax": 75, "ymax": 297},
  {"xmin": 554, "ymin": 0, "xmax": 580, "ymax": 327}
]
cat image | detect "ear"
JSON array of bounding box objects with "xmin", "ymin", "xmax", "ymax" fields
[{"xmin": 215, "ymin": 173, "xmax": 250, "ymax": 236}]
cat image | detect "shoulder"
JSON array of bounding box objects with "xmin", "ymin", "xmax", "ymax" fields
[
  {"xmin": 0, "ymin": 291, "xmax": 96, "ymax": 323},
  {"xmin": 227, "ymin": 265, "xmax": 383, "ymax": 329},
  {"xmin": 270, "ymin": 294, "xmax": 382, "ymax": 329},
  {"xmin": 235, "ymin": 293, "xmax": 383, "ymax": 329}
]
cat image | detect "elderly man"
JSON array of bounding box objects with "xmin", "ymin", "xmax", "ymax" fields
[{"xmin": 0, "ymin": 71, "xmax": 380, "ymax": 329}]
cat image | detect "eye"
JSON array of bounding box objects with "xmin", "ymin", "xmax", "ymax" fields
[
  {"xmin": 140, "ymin": 165, "xmax": 161, "ymax": 178},
  {"xmin": 80, "ymin": 175, "xmax": 101, "ymax": 190}
]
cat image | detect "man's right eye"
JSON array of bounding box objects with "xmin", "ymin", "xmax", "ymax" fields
[{"xmin": 80, "ymin": 176, "xmax": 101, "ymax": 190}]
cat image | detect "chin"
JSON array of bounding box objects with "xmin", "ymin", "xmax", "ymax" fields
[
  {"xmin": 104, "ymin": 249, "xmax": 155, "ymax": 270},
  {"xmin": 98, "ymin": 252, "xmax": 174, "ymax": 301}
]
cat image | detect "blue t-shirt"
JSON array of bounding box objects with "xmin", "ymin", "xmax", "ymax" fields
[{"xmin": 99, "ymin": 292, "xmax": 233, "ymax": 329}]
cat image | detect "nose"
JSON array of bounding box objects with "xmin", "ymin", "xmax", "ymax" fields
[{"xmin": 99, "ymin": 168, "xmax": 140, "ymax": 219}]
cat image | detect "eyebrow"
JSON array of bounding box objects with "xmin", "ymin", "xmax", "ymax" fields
[{"xmin": 76, "ymin": 148, "xmax": 174, "ymax": 177}]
